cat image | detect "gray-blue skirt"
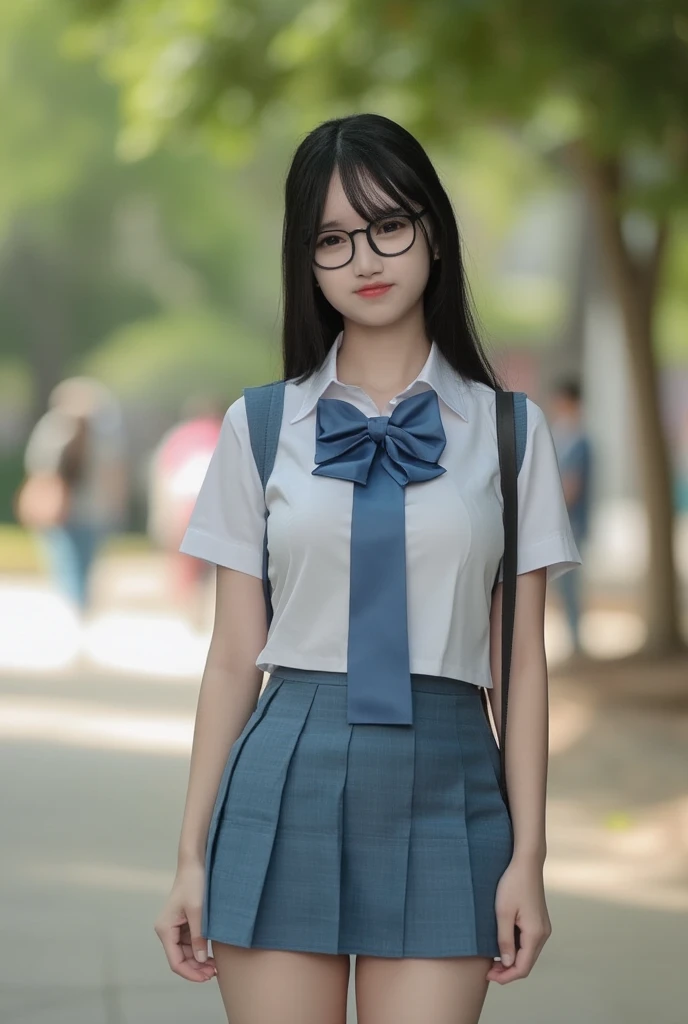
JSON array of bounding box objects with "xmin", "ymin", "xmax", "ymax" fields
[{"xmin": 202, "ymin": 666, "xmax": 514, "ymax": 959}]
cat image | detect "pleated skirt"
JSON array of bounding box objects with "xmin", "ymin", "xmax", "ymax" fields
[{"xmin": 202, "ymin": 666, "xmax": 514, "ymax": 959}]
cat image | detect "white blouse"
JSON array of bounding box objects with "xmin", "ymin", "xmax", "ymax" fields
[{"xmin": 180, "ymin": 332, "xmax": 582, "ymax": 688}]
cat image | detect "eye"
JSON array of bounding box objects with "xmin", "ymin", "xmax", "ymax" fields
[
  {"xmin": 316, "ymin": 233, "xmax": 347, "ymax": 249},
  {"xmin": 375, "ymin": 217, "xmax": 408, "ymax": 235}
]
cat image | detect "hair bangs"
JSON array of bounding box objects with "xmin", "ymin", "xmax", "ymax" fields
[{"xmin": 336, "ymin": 151, "xmax": 422, "ymax": 224}]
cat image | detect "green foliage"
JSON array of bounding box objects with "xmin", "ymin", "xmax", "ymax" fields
[
  {"xmin": 439, "ymin": 128, "xmax": 572, "ymax": 345},
  {"xmin": 82, "ymin": 307, "xmax": 279, "ymax": 405},
  {"xmin": 0, "ymin": 0, "xmax": 285, "ymax": 411},
  {"xmin": 62, "ymin": 1, "xmax": 688, "ymax": 207},
  {"xmin": 6, "ymin": 0, "xmax": 687, "ymax": 387},
  {"xmin": 56, "ymin": 0, "xmax": 688, "ymax": 361},
  {"xmin": 63, "ymin": 0, "xmax": 309, "ymax": 162}
]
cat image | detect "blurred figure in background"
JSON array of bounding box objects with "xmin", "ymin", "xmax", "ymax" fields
[
  {"xmin": 16, "ymin": 377, "xmax": 128, "ymax": 615},
  {"xmin": 548, "ymin": 377, "xmax": 593, "ymax": 658},
  {"xmin": 146, "ymin": 395, "xmax": 225, "ymax": 625}
]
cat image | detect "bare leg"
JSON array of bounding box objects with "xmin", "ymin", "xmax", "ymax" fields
[
  {"xmin": 212, "ymin": 942, "xmax": 350, "ymax": 1024},
  {"xmin": 355, "ymin": 954, "xmax": 492, "ymax": 1024}
]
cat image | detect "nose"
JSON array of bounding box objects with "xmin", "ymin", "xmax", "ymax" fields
[{"xmin": 351, "ymin": 230, "xmax": 384, "ymax": 275}]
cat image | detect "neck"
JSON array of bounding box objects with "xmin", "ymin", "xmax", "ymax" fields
[{"xmin": 336, "ymin": 310, "xmax": 431, "ymax": 393}]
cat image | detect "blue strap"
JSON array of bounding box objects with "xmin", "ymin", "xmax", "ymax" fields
[
  {"xmin": 512, "ymin": 391, "xmax": 527, "ymax": 477},
  {"xmin": 243, "ymin": 380, "xmax": 285, "ymax": 627}
]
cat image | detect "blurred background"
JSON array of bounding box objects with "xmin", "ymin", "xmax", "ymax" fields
[{"xmin": 1, "ymin": 2, "xmax": 687, "ymax": 1022}]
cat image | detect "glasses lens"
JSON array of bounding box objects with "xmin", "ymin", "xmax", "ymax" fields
[
  {"xmin": 371, "ymin": 215, "xmax": 416, "ymax": 255},
  {"xmin": 314, "ymin": 231, "xmax": 353, "ymax": 268}
]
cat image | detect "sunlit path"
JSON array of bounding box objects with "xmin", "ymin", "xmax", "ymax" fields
[
  {"xmin": 0, "ymin": 577, "xmax": 210, "ymax": 677},
  {"xmin": 1, "ymin": 641, "xmax": 686, "ymax": 1024},
  {"xmin": 0, "ymin": 694, "xmax": 194, "ymax": 754},
  {"xmin": 0, "ymin": 573, "xmax": 653, "ymax": 677},
  {"xmin": 1, "ymin": 668, "xmax": 686, "ymax": 921},
  {"xmin": 1, "ymin": 551, "xmax": 687, "ymax": 1023}
]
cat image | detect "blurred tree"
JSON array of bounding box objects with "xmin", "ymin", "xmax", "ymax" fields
[
  {"xmin": 84, "ymin": 308, "xmax": 278, "ymax": 406},
  {"xmin": 0, "ymin": 0, "xmax": 279, "ymax": 422},
  {"xmin": 65, "ymin": 0, "xmax": 688, "ymax": 656}
]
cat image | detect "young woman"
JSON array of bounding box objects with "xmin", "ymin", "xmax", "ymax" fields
[{"xmin": 154, "ymin": 113, "xmax": 581, "ymax": 1024}]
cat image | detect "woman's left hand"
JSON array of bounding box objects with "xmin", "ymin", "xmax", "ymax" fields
[{"xmin": 485, "ymin": 854, "xmax": 552, "ymax": 985}]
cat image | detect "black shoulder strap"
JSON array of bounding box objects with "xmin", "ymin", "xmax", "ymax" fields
[
  {"xmin": 495, "ymin": 390, "xmax": 517, "ymax": 818},
  {"xmin": 487, "ymin": 389, "xmax": 527, "ymax": 820}
]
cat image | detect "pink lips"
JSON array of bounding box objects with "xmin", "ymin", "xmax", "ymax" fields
[{"xmin": 355, "ymin": 284, "xmax": 393, "ymax": 298}]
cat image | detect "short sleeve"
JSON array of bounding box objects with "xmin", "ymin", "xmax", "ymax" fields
[
  {"xmin": 178, "ymin": 397, "xmax": 266, "ymax": 578},
  {"xmin": 498, "ymin": 399, "xmax": 582, "ymax": 583}
]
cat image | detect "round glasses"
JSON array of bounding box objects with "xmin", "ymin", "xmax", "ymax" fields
[{"xmin": 310, "ymin": 208, "xmax": 428, "ymax": 269}]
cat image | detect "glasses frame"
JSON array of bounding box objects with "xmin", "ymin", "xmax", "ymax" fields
[{"xmin": 308, "ymin": 207, "xmax": 429, "ymax": 270}]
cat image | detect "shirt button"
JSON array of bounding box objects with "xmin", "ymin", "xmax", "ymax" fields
[{"xmin": 390, "ymin": 398, "xmax": 397, "ymax": 405}]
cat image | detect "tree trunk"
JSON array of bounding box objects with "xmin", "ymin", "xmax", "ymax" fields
[{"xmin": 570, "ymin": 145, "xmax": 684, "ymax": 655}]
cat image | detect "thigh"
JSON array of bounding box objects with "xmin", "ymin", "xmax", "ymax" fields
[
  {"xmin": 355, "ymin": 954, "xmax": 492, "ymax": 1024},
  {"xmin": 212, "ymin": 942, "xmax": 350, "ymax": 1024}
]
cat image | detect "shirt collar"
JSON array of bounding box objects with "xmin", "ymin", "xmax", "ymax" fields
[{"xmin": 289, "ymin": 331, "xmax": 469, "ymax": 424}]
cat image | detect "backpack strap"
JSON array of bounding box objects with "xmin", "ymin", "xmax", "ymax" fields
[
  {"xmin": 493, "ymin": 388, "xmax": 526, "ymax": 955},
  {"xmin": 513, "ymin": 391, "xmax": 527, "ymax": 476},
  {"xmin": 485, "ymin": 390, "xmax": 527, "ymax": 822},
  {"xmin": 243, "ymin": 380, "xmax": 286, "ymax": 628}
]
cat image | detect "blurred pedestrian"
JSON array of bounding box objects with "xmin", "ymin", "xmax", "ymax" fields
[
  {"xmin": 15, "ymin": 377, "xmax": 128, "ymax": 615},
  {"xmin": 548, "ymin": 377, "xmax": 593, "ymax": 656},
  {"xmin": 146, "ymin": 395, "xmax": 224, "ymax": 623}
]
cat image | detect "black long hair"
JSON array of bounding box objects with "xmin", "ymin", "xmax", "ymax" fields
[{"xmin": 281, "ymin": 112, "xmax": 504, "ymax": 390}]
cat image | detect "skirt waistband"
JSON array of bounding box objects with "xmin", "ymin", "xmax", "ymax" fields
[{"xmin": 270, "ymin": 665, "xmax": 480, "ymax": 697}]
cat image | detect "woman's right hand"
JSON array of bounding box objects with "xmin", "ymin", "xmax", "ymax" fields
[{"xmin": 154, "ymin": 862, "xmax": 217, "ymax": 983}]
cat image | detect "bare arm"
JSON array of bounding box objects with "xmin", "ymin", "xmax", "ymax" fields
[
  {"xmin": 488, "ymin": 567, "xmax": 549, "ymax": 864},
  {"xmin": 486, "ymin": 566, "xmax": 552, "ymax": 983},
  {"xmin": 177, "ymin": 564, "xmax": 268, "ymax": 869},
  {"xmin": 155, "ymin": 563, "xmax": 268, "ymax": 980}
]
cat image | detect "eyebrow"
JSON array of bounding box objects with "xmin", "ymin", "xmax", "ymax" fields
[{"xmin": 318, "ymin": 207, "xmax": 407, "ymax": 231}]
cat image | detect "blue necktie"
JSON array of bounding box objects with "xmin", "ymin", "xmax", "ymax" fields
[{"xmin": 312, "ymin": 389, "xmax": 447, "ymax": 725}]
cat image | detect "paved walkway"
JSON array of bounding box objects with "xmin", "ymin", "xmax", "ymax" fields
[
  {"xmin": 1, "ymin": 554, "xmax": 686, "ymax": 1022},
  {"xmin": 4, "ymin": 545, "xmax": 685, "ymax": 674}
]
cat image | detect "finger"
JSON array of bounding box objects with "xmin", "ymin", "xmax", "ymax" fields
[
  {"xmin": 511, "ymin": 933, "xmax": 538, "ymax": 978},
  {"xmin": 157, "ymin": 922, "xmax": 196, "ymax": 978},
  {"xmin": 496, "ymin": 911, "xmax": 518, "ymax": 970},
  {"xmin": 180, "ymin": 944, "xmax": 217, "ymax": 981},
  {"xmin": 181, "ymin": 941, "xmax": 217, "ymax": 971},
  {"xmin": 489, "ymin": 930, "xmax": 538, "ymax": 983},
  {"xmin": 158, "ymin": 922, "xmax": 214, "ymax": 982},
  {"xmin": 185, "ymin": 903, "xmax": 209, "ymax": 964}
]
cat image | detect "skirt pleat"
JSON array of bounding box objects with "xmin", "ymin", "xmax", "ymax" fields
[
  {"xmin": 203, "ymin": 667, "xmax": 513, "ymax": 958},
  {"xmin": 338, "ymin": 705, "xmax": 416, "ymax": 955}
]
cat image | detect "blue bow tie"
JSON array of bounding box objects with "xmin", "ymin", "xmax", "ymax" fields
[{"xmin": 312, "ymin": 389, "xmax": 447, "ymax": 724}]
